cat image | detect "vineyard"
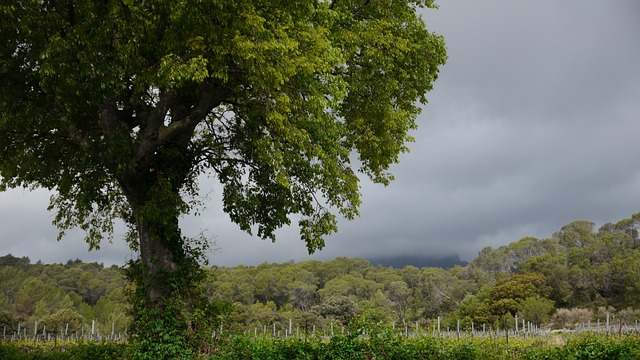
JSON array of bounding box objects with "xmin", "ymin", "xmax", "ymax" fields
[
  {"xmin": 3, "ymin": 313, "xmax": 640, "ymax": 359},
  {"xmin": 2, "ymin": 326, "xmax": 640, "ymax": 359}
]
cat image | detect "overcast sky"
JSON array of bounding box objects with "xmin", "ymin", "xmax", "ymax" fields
[{"xmin": 1, "ymin": 0, "xmax": 639, "ymax": 267}]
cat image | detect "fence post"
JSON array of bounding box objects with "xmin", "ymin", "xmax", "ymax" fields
[{"xmin": 619, "ymin": 317, "xmax": 622, "ymax": 337}]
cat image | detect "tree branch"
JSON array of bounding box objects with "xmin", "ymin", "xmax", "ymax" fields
[
  {"xmin": 131, "ymin": 88, "xmax": 176, "ymax": 171},
  {"xmin": 157, "ymin": 81, "xmax": 230, "ymax": 147},
  {"xmin": 99, "ymin": 98, "xmax": 122, "ymax": 139}
]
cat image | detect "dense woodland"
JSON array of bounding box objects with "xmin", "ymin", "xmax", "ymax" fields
[{"xmin": 2, "ymin": 213, "xmax": 640, "ymax": 336}]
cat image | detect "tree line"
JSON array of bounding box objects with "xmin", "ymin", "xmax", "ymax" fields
[{"xmin": 2, "ymin": 213, "xmax": 640, "ymax": 335}]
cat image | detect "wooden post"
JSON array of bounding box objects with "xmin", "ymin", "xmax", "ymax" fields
[{"xmin": 619, "ymin": 317, "xmax": 623, "ymax": 337}]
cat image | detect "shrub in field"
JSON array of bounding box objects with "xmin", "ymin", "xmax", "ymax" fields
[
  {"xmin": 40, "ymin": 308, "xmax": 85, "ymax": 335},
  {"xmin": 594, "ymin": 306, "xmax": 617, "ymax": 322},
  {"xmin": 552, "ymin": 308, "xmax": 591, "ymax": 329},
  {"xmin": 518, "ymin": 295, "xmax": 555, "ymax": 326},
  {"xmin": 616, "ymin": 307, "xmax": 640, "ymax": 323}
]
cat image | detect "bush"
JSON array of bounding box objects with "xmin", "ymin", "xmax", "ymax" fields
[
  {"xmin": 552, "ymin": 308, "xmax": 591, "ymax": 329},
  {"xmin": 0, "ymin": 343, "xmax": 126, "ymax": 360}
]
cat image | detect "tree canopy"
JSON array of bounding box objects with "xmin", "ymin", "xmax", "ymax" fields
[
  {"xmin": 1, "ymin": 0, "xmax": 446, "ymax": 357},
  {"xmin": 0, "ymin": 0, "xmax": 446, "ymax": 253}
]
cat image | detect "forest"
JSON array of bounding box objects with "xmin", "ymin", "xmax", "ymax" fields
[{"xmin": 2, "ymin": 213, "xmax": 640, "ymax": 337}]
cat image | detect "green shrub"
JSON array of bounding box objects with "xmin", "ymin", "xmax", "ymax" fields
[{"xmin": 0, "ymin": 343, "xmax": 126, "ymax": 360}]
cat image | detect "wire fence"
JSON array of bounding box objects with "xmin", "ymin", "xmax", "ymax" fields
[
  {"xmin": 2, "ymin": 320, "xmax": 127, "ymax": 343},
  {"xmin": 3, "ymin": 313, "xmax": 639, "ymax": 344}
]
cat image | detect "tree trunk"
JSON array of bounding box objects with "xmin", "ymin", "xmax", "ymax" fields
[
  {"xmin": 125, "ymin": 192, "xmax": 210, "ymax": 358},
  {"xmin": 136, "ymin": 216, "xmax": 180, "ymax": 300}
]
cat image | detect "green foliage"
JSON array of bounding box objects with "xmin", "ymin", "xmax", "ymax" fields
[
  {"xmin": 2, "ymin": 0, "xmax": 446, "ymax": 355},
  {"xmin": 2, "ymin": 327, "xmax": 640, "ymax": 359},
  {"xmin": 0, "ymin": 343, "xmax": 125, "ymax": 360},
  {"xmin": 519, "ymin": 335, "xmax": 640, "ymax": 360},
  {"xmin": 1, "ymin": 0, "xmax": 446, "ymax": 255},
  {"xmin": 518, "ymin": 296, "xmax": 555, "ymax": 326},
  {"xmin": 3, "ymin": 214, "xmax": 640, "ymax": 351},
  {"xmin": 126, "ymin": 258, "xmax": 231, "ymax": 360},
  {"xmin": 209, "ymin": 330, "xmax": 640, "ymax": 360},
  {"xmin": 455, "ymin": 293, "xmax": 491, "ymax": 329}
]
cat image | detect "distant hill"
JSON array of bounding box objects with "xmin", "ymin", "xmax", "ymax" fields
[{"xmin": 367, "ymin": 254, "xmax": 467, "ymax": 269}]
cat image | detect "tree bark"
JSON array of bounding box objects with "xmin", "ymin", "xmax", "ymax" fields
[{"xmin": 136, "ymin": 216, "xmax": 180, "ymax": 300}]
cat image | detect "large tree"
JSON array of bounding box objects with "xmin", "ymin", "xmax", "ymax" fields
[{"xmin": 1, "ymin": 0, "xmax": 446, "ymax": 356}]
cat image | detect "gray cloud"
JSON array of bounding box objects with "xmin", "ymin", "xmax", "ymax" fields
[{"xmin": 1, "ymin": 0, "xmax": 639, "ymax": 266}]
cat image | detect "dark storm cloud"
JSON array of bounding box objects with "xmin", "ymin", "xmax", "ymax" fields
[
  {"xmin": 317, "ymin": 0, "xmax": 640, "ymax": 262},
  {"xmin": 1, "ymin": 0, "xmax": 639, "ymax": 266}
]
